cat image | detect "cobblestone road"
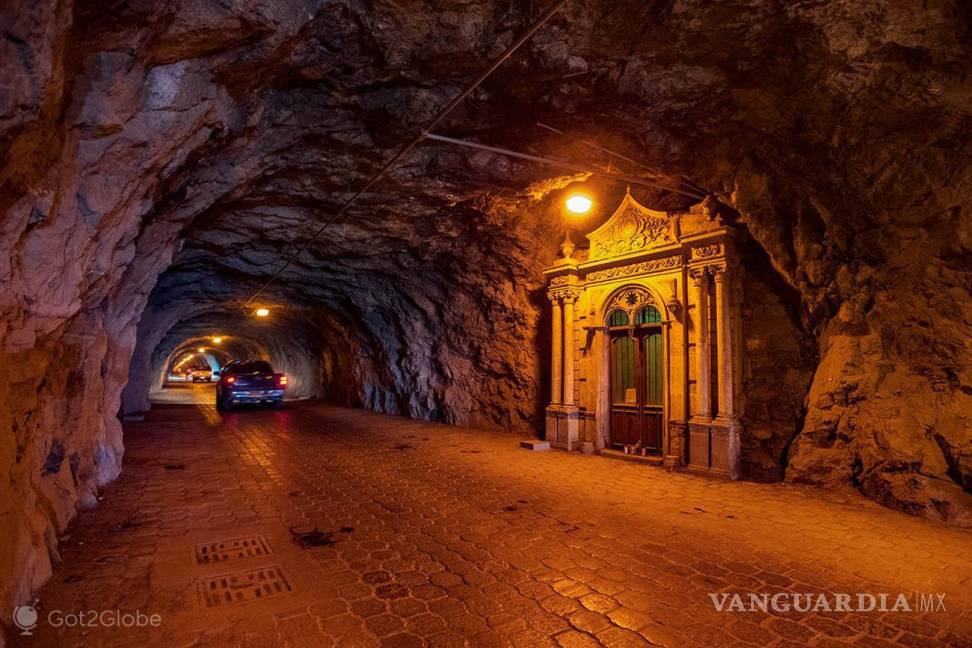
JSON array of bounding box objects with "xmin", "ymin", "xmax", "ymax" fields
[{"xmin": 15, "ymin": 399, "xmax": 972, "ymax": 647}]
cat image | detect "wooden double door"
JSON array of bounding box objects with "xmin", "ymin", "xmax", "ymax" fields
[{"xmin": 609, "ymin": 324, "xmax": 664, "ymax": 452}]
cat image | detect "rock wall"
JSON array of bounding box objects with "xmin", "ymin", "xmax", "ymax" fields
[
  {"xmin": 2, "ymin": 0, "xmax": 971, "ymax": 636},
  {"xmin": 784, "ymin": 215, "xmax": 972, "ymax": 526},
  {"xmin": 737, "ymin": 234, "xmax": 817, "ymax": 482}
]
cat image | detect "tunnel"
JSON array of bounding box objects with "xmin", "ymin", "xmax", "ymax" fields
[{"xmin": 1, "ymin": 0, "xmax": 971, "ymax": 645}]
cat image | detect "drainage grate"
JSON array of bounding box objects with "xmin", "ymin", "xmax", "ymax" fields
[
  {"xmin": 200, "ymin": 566, "xmax": 292, "ymax": 608},
  {"xmin": 194, "ymin": 536, "xmax": 271, "ymax": 565}
]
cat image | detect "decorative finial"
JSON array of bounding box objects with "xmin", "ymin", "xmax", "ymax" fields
[
  {"xmin": 560, "ymin": 230, "xmax": 576, "ymax": 259},
  {"xmin": 701, "ymin": 194, "xmax": 724, "ymax": 224}
]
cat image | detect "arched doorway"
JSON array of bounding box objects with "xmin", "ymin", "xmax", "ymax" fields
[{"xmin": 607, "ymin": 303, "xmax": 664, "ymax": 453}]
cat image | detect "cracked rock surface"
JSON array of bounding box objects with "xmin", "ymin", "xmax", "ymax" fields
[{"xmin": 1, "ymin": 0, "xmax": 971, "ymax": 630}]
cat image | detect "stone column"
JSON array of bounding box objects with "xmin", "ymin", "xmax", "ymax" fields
[
  {"xmin": 562, "ymin": 291, "xmax": 577, "ymax": 406},
  {"xmin": 710, "ymin": 262, "xmax": 740, "ymax": 479},
  {"xmin": 689, "ymin": 267, "xmax": 710, "ymax": 418},
  {"xmin": 661, "ymin": 320, "xmax": 673, "ymax": 461},
  {"xmin": 596, "ymin": 327, "xmax": 610, "ymax": 450},
  {"xmin": 549, "ymin": 293, "xmax": 562, "ymax": 404},
  {"xmin": 712, "ymin": 264, "xmax": 732, "ymax": 418}
]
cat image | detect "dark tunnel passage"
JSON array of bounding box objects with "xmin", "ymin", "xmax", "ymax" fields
[
  {"xmin": 127, "ymin": 309, "xmax": 331, "ymax": 408},
  {"xmin": 1, "ymin": 0, "xmax": 971, "ymax": 641}
]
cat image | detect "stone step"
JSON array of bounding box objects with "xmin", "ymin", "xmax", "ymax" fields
[
  {"xmin": 519, "ymin": 440, "xmax": 550, "ymax": 451},
  {"xmin": 600, "ymin": 448, "xmax": 664, "ymax": 465}
]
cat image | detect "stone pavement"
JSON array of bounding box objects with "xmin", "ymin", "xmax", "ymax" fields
[{"xmin": 11, "ymin": 400, "xmax": 972, "ymax": 647}]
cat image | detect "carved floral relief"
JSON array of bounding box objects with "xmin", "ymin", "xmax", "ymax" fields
[
  {"xmin": 586, "ymin": 191, "xmax": 676, "ymax": 261},
  {"xmin": 585, "ymin": 255, "xmax": 680, "ymax": 282}
]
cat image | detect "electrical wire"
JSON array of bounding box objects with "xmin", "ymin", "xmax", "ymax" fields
[
  {"xmin": 536, "ymin": 122, "xmax": 709, "ymax": 197},
  {"xmin": 425, "ymin": 133, "xmax": 707, "ymax": 200}
]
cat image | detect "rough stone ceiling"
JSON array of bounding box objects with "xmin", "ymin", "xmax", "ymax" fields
[{"xmin": 1, "ymin": 0, "xmax": 972, "ymax": 626}]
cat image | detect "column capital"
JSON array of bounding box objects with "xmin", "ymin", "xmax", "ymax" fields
[
  {"xmin": 546, "ymin": 290, "xmax": 562, "ymax": 304},
  {"xmin": 560, "ymin": 288, "xmax": 581, "ymax": 304},
  {"xmin": 688, "ymin": 266, "xmax": 707, "ymax": 286},
  {"xmin": 709, "ymin": 263, "xmax": 728, "ymax": 282}
]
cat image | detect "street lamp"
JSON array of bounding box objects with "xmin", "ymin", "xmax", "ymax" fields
[
  {"xmin": 255, "ymin": 308, "xmax": 270, "ymax": 318},
  {"xmin": 565, "ymin": 194, "xmax": 592, "ymax": 215},
  {"xmin": 197, "ymin": 347, "xmax": 206, "ymax": 353},
  {"xmin": 212, "ymin": 336, "xmax": 222, "ymax": 344}
]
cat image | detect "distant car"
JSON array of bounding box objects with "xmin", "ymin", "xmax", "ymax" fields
[
  {"xmin": 191, "ymin": 368, "xmax": 212, "ymax": 382},
  {"xmin": 216, "ymin": 360, "xmax": 287, "ymax": 410}
]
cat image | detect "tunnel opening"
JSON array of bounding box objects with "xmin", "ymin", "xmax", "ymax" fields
[
  {"xmin": 163, "ymin": 340, "xmax": 232, "ymax": 379},
  {"xmin": 126, "ymin": 307, "xmax": 336, "ymax": 411}
]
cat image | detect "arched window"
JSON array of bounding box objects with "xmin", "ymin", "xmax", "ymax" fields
[
  {"xmin": 606, "ymin": 293, "xmax": 663, "ymax": 406},
  {"xmin": 607, "ymin": 310, "xmax": 629, "ymax": 327},
  {"xmin": 635, "ymin": 305, "xmax": 661, "ymax": 324}
]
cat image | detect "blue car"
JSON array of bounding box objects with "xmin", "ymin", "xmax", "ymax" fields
[{"xmin": 215, "ymin": 360, "xmax": 287, "ymax": 410}]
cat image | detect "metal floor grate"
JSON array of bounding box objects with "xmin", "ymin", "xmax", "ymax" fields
[
  {"xmin": 194, "ymin": 536, "xmax": 271, "ymax": 564},
  {"xmin": 200, "ymin": 566, "xmax": 292, "ymax": 607}
]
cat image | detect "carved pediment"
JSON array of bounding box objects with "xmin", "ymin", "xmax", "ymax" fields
[{"xmin": 586, "ymin": 189, "xmax": 676, "ymax": 261}]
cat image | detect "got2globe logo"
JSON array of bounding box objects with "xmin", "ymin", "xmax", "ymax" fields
[
  {"xmin": 13, "ymin": 600, "xmax": 39, "ymax": 635},
  {"xmin": 10, "ymin": 602, "xmax": 162, "ymax": 636}
]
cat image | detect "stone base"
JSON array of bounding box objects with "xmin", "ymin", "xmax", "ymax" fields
[
  {"xmin": 545, "ymin": 405, "xmax": 580, "ymax": 451},
  {"xmin": 520, "ymin": 440, "xmax": 550, "ymax": 451},
  {"xmin": 666, "ymin": 421, "xmax": 688, "ymax": 466},
  {"xmin": 687, "ymin": 416, "xmax": 740, "ymax": 479},
  {"xmin": 601, "ymin": 448, "xmax": 664, "ymax": 466}
]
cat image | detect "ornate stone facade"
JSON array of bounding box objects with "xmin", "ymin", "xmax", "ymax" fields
[
  {"xmin": 543, "ymin": 190, "xmax": 743, "ymax": 479},
  {"xmin": 586, "ymin": 197, "xmax": 677, "ymax": 260}
]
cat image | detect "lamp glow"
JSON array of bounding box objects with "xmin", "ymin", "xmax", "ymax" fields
[
  {"xmin": 198, "ymin": 347, "xmax": 206, "ymax": 353},
  {"xmin": 255, "ymin": 308, "xmax": 270, "ymax": 318},
  {"xmin": 565, "ymin": 194, "xmax": 592, "ymax": 214},
  {"xmin": 212, "ymin": 336, "xmax": 222, "ymax": 344}
]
